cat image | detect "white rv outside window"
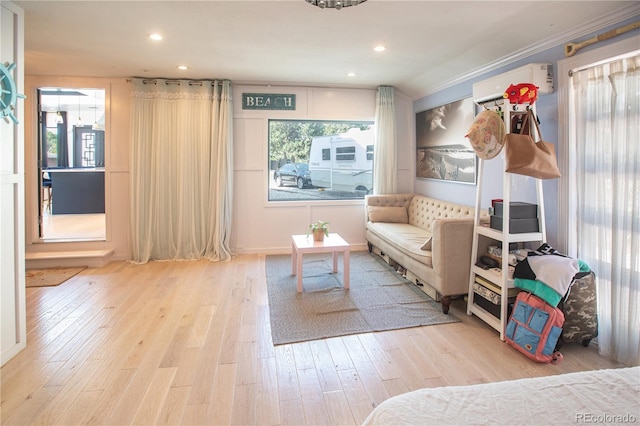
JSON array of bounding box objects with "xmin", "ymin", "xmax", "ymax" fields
[{"xmin": 268, "ymin": 119, "xmax": 374, "ymax": 201}]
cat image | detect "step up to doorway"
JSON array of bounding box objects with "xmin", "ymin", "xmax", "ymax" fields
[{"xmin": 25, "ymin": 249, "xmax": 114, "ymax": 269}]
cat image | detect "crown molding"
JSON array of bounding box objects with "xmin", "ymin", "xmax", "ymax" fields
[{"xmin": 411, "ymin": 3, "xmax": 640, "ymax": 101}]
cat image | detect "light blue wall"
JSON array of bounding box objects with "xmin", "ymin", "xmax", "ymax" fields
[{"xmin": 412, "ymin": 16, "xmax": 640, "ymax": 248}]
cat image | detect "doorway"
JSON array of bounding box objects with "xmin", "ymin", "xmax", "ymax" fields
[{"xmin": 37, "ymin": 87, "xmax": 106, "ymax": 241}]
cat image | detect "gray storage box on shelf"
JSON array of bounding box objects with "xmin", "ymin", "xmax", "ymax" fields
[
  {"xmin": 490, "ymin": 201, "xmax": 539, "ymax": 233},
  {"xmin": 493, "ymin": 201, "xmax": 538, "ymax": 218},
  {"xmin": 490, "ymin": 216, "xmax": 540, "ymax": 233}
]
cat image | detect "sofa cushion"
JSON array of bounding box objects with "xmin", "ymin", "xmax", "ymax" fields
[
  {"xmin": 367, "ymin": 222, "xmax": 433, "ymax": 267},
  {"xmin": 420, "ymin": 235, "xmax": 432, "ymax": 250},
  {"xmin": 367, "ymin": 206, "xmax": 408, "ymax": 224}
]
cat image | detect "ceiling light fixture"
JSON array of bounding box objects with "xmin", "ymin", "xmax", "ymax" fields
[
  {"xmin": 56, "ymin": 89, "xmax": 64, "ymax": 124},
  {"xmin": 148, "ymin": 33, "xmax": 163, "ymax": 41},
  {"xmin": 306, "ymin": 0, "xmax": 367, "ymax": 10},
  {"xmin": 76, "ymin": 95, "xmax": 82, "ymax": 126},
  {"xmin": 374, "ymin": 45, "xmax": 386, "ymax": 52},
  {"xmin": 346, "ymin": 72, "xmax": 357, "ymax": 77},
  {"xmin": 92, "ymin": 92, "xmax": 102, "ymax": 130},
  {"xmin": 177, "ymin": 65, "xmax": 189, "ymax": 70}
]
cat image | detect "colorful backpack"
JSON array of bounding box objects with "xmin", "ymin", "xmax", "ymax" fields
[{"xmin": 505, "ymin": 292, "xmax": 564, "ymax": 363}]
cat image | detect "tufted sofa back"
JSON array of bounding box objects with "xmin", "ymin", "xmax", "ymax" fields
[
  {"xmin": 365, "ymin": 193, "xmax": 413, "ymax": 209},
  {"xmin": 408, "ymin": 195, "xmax": 476, "ymax": 232}
]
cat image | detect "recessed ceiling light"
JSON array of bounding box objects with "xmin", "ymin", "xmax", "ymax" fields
[
  {"xmin": 374, "ymin": 45, "xmax": 386, "ymax": 52},
  {"xmin": 148, "ymin": 33, "xmax": 163, "ymax": 41},
  {"xmin": 346, "ymin": 72, "xmax": 357, "ymax": 77},
  {"xmin": 177, "ymin": 65, "xmax": 189, "ymax": 70}
]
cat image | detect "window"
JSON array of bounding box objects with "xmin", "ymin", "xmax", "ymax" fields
[
  {"xmin": 44, "ymin": 112, "xmax": 59, "ymax": 167},
  {"xmin": 336, "ymin": 146, "xmax": 356, "ymax": 161},
  {"xmin": 569, "ymin": 57, "xmax": 639, "ymax": 278},
  {"xmin": 366, "ymin": 144, "xmax": 374, "ymax": 161},
  {"xmin": 268, "ymin": 119, "xmax": 374, "ymax": 201},
  {"xmin": 561, "ymin": 46, "xmax": 639, "ymax": 365}
]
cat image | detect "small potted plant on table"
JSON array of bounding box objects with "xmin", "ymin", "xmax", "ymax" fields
[{"xmin": 308, "ymin": 220, "xmax": 330, "ymax": 242}]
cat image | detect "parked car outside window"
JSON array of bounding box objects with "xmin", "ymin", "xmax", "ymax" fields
[{"xmin": 273, "ymin": 163, "xmax": 312, "ymax": 189}]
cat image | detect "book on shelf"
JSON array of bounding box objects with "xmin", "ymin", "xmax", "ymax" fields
[
  {"xmin": 472, "ymin": 282, "xmax": 517, "ymax": 319},
  {"xmin": 475, "ymin": 275, "xmax": 520, "ymax": 297},
  {"xmin": 486, "ymin": 264, "xmax": 514, "ymax": 279}
]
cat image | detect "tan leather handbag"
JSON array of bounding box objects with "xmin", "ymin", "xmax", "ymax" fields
[{"xmin": 504, "ymin": 110, "xmax": 561, "ymax": 179}]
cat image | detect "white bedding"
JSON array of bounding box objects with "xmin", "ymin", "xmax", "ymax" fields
[{"xmin": 362, "ymin": 367, "xmax": 640, "ymax": 425}]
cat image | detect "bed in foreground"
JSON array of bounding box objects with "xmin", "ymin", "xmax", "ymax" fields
[{"xmin": 363, "ymin": 367, "xmax": 639, "ymax": 425}]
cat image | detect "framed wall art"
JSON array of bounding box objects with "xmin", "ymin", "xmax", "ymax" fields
[{"xmin": 415, "ymin": 97, "xmax": 476, "ymax": 184}]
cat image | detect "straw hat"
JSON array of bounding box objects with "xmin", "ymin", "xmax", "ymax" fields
[{"xmin": 465, "ymin": 110, "xmax": 506, "ymax": 160}]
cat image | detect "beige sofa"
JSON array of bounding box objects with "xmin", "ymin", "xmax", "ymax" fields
[{"xmin": 365, "ymin": 193, "xmax": 486, "ymax": 313}]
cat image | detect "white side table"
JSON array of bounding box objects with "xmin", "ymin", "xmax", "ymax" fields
[{"xmin": 291, "ymin": 233, "xmax": 350, "ymax": 292}]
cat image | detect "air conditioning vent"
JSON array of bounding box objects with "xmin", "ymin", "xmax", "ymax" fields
[{"xmin": 473, "ymin": 63, "xmax": 554, "ymax": 103}]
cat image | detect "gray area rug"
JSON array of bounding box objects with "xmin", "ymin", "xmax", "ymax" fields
[{"xmin": 265, "ymin": 251, "xmax": 459, "ymax": 345}]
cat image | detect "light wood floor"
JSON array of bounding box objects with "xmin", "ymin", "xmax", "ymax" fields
[
  {"xmin": 1, "ymin": 253, "xmax": 625, "ymax": 425},
  {"xmin": 41, "ymin": 212, "xmax": 106, "ymax": 241}
]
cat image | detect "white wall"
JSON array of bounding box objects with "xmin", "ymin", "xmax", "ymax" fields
[
  {"xmin": 22, "ymin": 82, "xmax": 413, "ymax": 259},
  {"xmin": 231, "ymin": 85, "xmax": 413, "ymax": 254}
]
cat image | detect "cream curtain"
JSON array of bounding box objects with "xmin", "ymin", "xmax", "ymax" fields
[
  {"xmin": 130, "ymin": 79, "xmax": 233, "ymax": 263},
  {"xmin": 571, "ymin": 55, "xmax": 639, "ymax": 366},
  {"xmin": 373, "ymin": 86, "xmax": 397, "ymax": 194}
]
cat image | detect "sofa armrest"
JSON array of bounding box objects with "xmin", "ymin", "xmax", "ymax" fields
[{"xmin": 431, "ymin": 218, "xmax": 475, "ymax": 296}]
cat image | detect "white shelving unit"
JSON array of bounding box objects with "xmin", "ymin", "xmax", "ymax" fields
[{"xmin": 466, "ymin": 101, "xmax": 546, "ymax": 340}]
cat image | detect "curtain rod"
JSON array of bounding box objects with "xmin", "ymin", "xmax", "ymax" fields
[
  {"xmin": 568, "ymin": 49, "xmax": 639, "ymax": 77},
  {"xmin": 565, "ymin": 21, "xmax": 639, "ymax": 57},
  {"xmin": 127, "ymin": 78, "xmax": 226, "ymax": 86}
]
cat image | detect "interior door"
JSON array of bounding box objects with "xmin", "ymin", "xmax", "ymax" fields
[{"xmin": 1, "ymin": 1, "xmax": 26, "ymax": 366}]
